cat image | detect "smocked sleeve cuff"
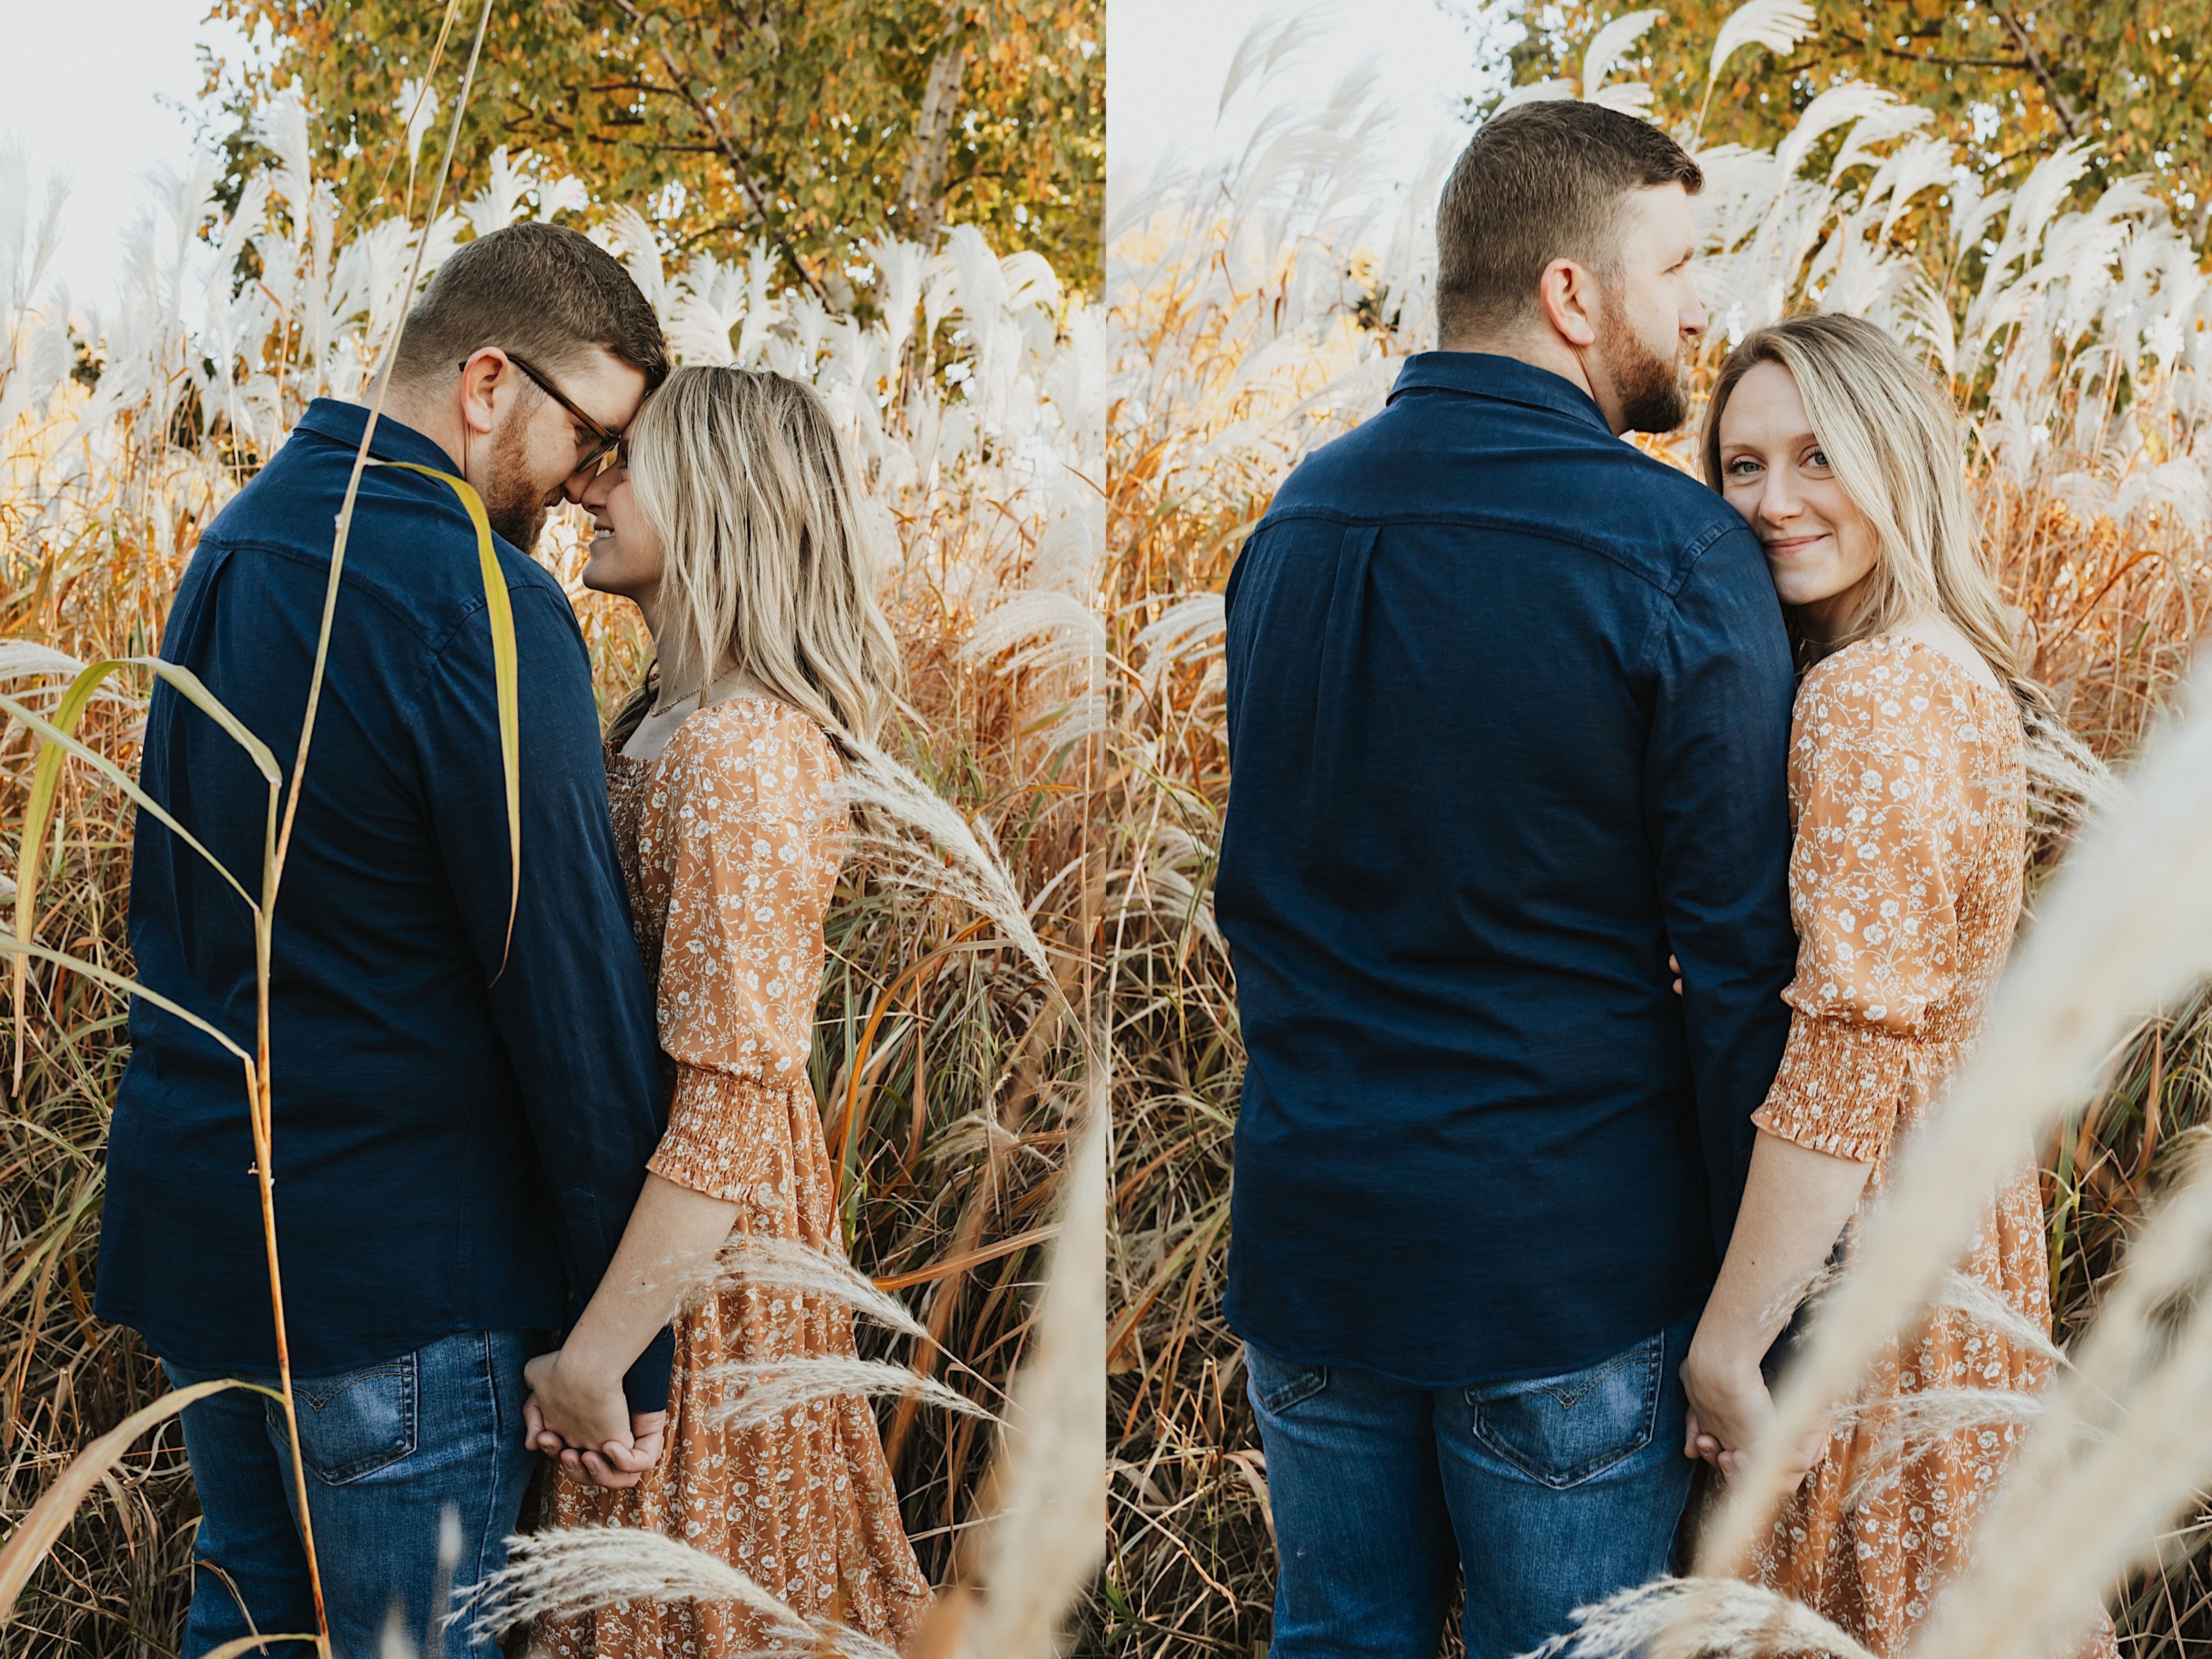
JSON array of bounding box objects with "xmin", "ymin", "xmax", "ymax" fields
[
  {"xmin": 645, "ymin": 1063, "xmax": 803, "ymax": 1206},
  {"xmin": 1750, "ymin": 1011, "xmax": 1917, "ymax": 1164}
]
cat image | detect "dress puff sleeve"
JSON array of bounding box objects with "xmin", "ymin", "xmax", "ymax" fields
[
  {"xmin": 643, "ymin": 703, "xmax": 848, "ymax": 1205},
  {"xmin": 1751, "ymin": 656, "xmax": 1961, "ymax": 1165}
]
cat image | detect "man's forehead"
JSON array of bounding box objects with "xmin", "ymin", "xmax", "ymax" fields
[{"xmin": 566, "ymin": 348, "xmax": 648, "ymax": 424}]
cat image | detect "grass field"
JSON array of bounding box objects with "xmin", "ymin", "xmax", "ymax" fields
[{"xmin": 0, "ymin": 96, "xmax": 1102, "ymax": 1651}]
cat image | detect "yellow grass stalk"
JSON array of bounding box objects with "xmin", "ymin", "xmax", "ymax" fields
[{"xmin": 369, "ymin": 460, "xmax": 520, "ymax": 963}]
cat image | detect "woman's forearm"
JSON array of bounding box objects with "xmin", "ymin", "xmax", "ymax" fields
[
  {"xmin": 557, "ymin": 1170, "xmax": 741, "ymax": 1386},
  {"xmin": 1699, "ymin": 1129, "xmax": 1872, "ymax": 1363}
]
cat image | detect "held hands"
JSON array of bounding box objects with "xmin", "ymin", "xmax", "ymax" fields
[
  {"xmin": 522, "ymin": 1349, "xmax": 667, "ymax": 1490},
  {"xmin": 1679, "ymin": 1336, "xmax": 1826, "ymax": 1506}
]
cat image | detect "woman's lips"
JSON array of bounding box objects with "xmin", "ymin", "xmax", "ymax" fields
[{"xmin": 1762, "ymin": 533, "xmax": 1826, "ymax": 555}]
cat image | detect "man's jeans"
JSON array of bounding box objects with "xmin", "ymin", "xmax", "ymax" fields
[
  {"xmin": 1246, "ymin": 1311, "xmax": 1698, "ymax": 1659},
  {"xmin": 164, "ymin": 1329, "xmax": 544, "ymax": 1659}
]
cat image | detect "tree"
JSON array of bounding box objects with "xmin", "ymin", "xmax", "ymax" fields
[
  {"xmin": 1494, "ymin": 3, "xmax": 2212, "ymax": 240},
  {"xmin": 205, "ymin": 0, "xmax": 1103, "ymax": 294}
]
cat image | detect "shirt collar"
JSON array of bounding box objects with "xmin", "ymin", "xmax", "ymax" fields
[
  {"xmin": 294, "ymin": 398, "xmax": 463, "ymax": 474},
  {"xmin": 1386, "ymin": 351, "xmax": 1613, "ymax": 436}
]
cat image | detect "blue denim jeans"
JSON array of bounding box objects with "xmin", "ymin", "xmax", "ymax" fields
[
  {"xmin": 163, "ymin": 1329, "xmax": 545, "ymax": 1659},
  {"xmin": 1245, "ymin": 1310, "xmax": 1698, "ymax": 1659}
]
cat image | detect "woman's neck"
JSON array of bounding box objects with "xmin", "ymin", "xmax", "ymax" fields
[{"xmin": 651, "ymin": 657, "xmax": 773, "ymax": 716}]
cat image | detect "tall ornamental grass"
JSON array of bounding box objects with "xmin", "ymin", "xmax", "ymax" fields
[
  {"xmin": 0, "ymin": 55, "xmax": 1103, "ymax": 1654},
  {"xmin": 1103, "ymin": 8, "xmax": 2212, "ymax": 1651}
]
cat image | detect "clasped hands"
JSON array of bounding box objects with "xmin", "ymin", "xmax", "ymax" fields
[
  {"xmin": 522, "ymin": 1349, "xmax": 667, "ymax": 1490},
  {"xmin": 1679, "ymin": 1338, "xmax": 1827, "ymax": 1506}
]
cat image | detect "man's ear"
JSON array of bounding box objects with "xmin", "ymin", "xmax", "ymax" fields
[
  {"xmin": 1537, "ymin": 259, "xmax": 1600, "ymax": 351},
  {"xmin": 458, "ymin": 348, "xmax": 509, "ymax": 437}
]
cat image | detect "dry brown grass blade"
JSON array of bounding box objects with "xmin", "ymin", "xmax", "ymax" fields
[
  {"xmin": 953, "ymin": 1074, "xmax": 1107, "ymax": 1659},
  {"xmin": 0, "ymin": 1376, "xmax": 263, "ymax": 1615}
]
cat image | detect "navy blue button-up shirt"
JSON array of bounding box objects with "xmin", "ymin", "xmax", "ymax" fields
[
  {"xmin": 1218, "ymin": 353, "xmax": 1797, "ymax": 1387},
  {"xmin": 97, "ymin": 399, "xmax": 674, "ymax": 1408}
]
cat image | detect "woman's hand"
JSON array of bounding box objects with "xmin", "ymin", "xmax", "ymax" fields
[
  {"xmin": 523, "ymin": 1349, "xmax": 658, "ymax": 1490},
  {"xmin": 1680, "ymin": 1331, "xmax": 1827, "ymax": 1502},
  {"xmin": 1680, "ymin": 1332, "xmax": 1772, "ymax": 1466}
]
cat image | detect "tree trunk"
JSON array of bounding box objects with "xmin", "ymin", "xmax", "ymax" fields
[{"xmin": 900, "ymin": 44, "xmax": 969, "ymax": 247}]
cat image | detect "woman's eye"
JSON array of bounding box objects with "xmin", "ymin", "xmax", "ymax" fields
[
  {"xmin": 1725, "ymin": 458, "xmax": 1761, "ymax": 477},
  {"xmin": 1806, "ymin": 447, "xmax": 1831, "ymax": 469}
]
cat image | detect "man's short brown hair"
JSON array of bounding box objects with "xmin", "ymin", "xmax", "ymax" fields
[
  {"xmin": 391, "ymin": 220, "xmax": 669, "ymax": 392},
  {"xmin": 1435, "ymin": 100, "xmax": 1703, "ymax": 346}
]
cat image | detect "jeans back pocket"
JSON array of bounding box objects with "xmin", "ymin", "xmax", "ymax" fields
[
  {"xmin": 1466, "ymin": 1330, "xmax": 1661, "ymax": 1489},
  {"xmin": 1243, "ymin": 1342, "xmax": 1328, "ymax": 1417},
  {"xmin": 295, "ymin": 1354, "xmax": 419, "ymax": 1485}
]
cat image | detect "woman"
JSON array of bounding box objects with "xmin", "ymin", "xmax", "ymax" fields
[
  {"xmin": 520, "ymin": 365, "xmax": 932, "ymax": 1653},
  {"xmin": 1678, "ymin": 313, "xmax": 2112, "ymax": 1656}
]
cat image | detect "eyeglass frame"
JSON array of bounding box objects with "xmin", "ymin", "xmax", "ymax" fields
[{"xmin": 461, "ymin": 350, "xmax": 629, "ymax": 476}]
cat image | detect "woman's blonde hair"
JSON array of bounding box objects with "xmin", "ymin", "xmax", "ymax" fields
[
  {"xmin": 1700, "ymin": 312, "xmax": 2043, "ymax": 714},
  {"xmin": 616, "ymin": 366, "xmax": 901, "ymax": 744}
]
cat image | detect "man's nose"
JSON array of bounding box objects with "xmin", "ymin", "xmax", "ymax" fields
[{"xmin": 563, "ymin": 468, "xmax": 604, "ymax": 506}]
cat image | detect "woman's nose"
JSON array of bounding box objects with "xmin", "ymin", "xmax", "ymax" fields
[{"xmin": 1758, "ymin": 474, "xmax": 1800, "ymax": 523}]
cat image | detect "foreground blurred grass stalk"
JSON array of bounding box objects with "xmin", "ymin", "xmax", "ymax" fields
[
  {"xmin": 1103, "ymin": 10, "xmax": 2212, "ymax": 1652},
  {"xmin": 0, "ymin": 18, "xmax": 1103, "ymax": 1644}
]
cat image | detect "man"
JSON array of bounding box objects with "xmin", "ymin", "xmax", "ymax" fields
[
  {"xmin": 98, "ymin": 222, "xmax": 671, "ymax": 1654},
  {"xmin": 1215, "ymin": 102, "xmax": 1799, "ymax": 1656}
]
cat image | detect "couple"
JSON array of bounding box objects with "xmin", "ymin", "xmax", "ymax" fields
[
  {"xmin": 1217, "ymin": 101, "xmax": 2112, "ymax": 1658},
  {"xmin": 95, "ymin": 223, "xmax": 929, "ymax": 1654}
]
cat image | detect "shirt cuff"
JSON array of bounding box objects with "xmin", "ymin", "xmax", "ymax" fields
[
  {"xmin": 621, "ymin": 1326, "xmax": 674, "ymax": 1414},
  {"xmin": 1751, "ymin": 1011, "xmax": 1917, "ymax": 1164}
]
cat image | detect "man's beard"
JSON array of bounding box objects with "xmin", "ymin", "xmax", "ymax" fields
[
  {"xmin": 1595, "ymin": 290, "xmax": 1689, "ymax": 434},
  {"xmin": 480, "ymin": 415, "xmax": 549, "ymax": 550}
]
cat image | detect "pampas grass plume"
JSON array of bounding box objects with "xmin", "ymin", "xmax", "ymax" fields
[{"xmin": 696, "ymin": 1357, "xmax": 998, "ymax": 1434}]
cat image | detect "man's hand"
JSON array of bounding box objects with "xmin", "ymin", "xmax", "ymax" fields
[{"xmin": 522, "ymin": 1349, "xmax": 663, "ymax": 1490}]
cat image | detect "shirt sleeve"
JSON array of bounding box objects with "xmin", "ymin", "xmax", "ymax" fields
[
  {"xmin": 642, "ymin": 709, "xmax": 846, "ymax": 1208},
  {"xmin": 1753, "ymin": 661, "xmax": 1959, "ymax": 1164},
  {"xmin": 1642, "ymin": 519, "xmax": 1802, "ymax": 1264},
  {"xmin": 414, "ymin": 577, "xmax": 674, "ymax": 1411}
]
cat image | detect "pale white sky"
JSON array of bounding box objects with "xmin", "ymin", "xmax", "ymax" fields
[
  {"xmin": 3, "ymin": 0, "xmax": 253, "ymax": 305},
  {"xmin": 1106, "ymin": 0, "xmax": 1511, "ymax": 211}
]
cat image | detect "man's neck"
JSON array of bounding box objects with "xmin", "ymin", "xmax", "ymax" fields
[
  {"xmin": 373, "ymin": 384, "xmax": 467, "ymax": 472},
  {"xmin": 1437, "ymin": 331, "xmax": 1615, "ymax": 431}
]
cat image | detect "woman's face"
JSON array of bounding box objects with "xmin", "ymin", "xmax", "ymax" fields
[
  {"xmin": 577, "ymin": 461, "xmax": 664, "ymax": 610},
  {"xmin": 1717, "ymin": 360, "xmax": 1880, "ymax": 624}
]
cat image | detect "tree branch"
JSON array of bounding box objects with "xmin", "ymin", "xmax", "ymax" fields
[
  {"xmin": 605, "ymin": 0, "xmax": 830, "ymax": 302},
  {"xmin": 1990, "ymin": 8, "xmax": 2083, "ymax": 139}
]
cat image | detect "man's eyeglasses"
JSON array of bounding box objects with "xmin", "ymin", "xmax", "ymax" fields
[{"xmin": 469, "ymin": 351, "xmax": 629, "ymax": 475}]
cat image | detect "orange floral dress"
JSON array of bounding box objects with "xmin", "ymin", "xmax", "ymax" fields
[
  {"xmin": 1744, "ymin": 636, "xmax": 2112, "ymax": 1657},
  {"xmin": 539, "ymin": 696, "xmax": 932, "ymax": 1656}
]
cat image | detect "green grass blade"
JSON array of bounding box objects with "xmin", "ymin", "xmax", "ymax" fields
[
  {"xmin": 0, "ymin": 692, "xmax": 258, "ymax": 918},
  {"xmin": 11, "ymin": 656, "xmax": 279, "ymax": 1084},
  {"xmin": 371, "ymin": 461, "xmax": 521, "ymax": 970},
  {"xmin": 0, "ymin": 935, "xmax": 256, "ymax": 1068}
]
